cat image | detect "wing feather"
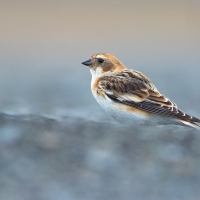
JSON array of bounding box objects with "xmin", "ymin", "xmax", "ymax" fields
[{"xmin": 98, "ymin": 70, "xmax": 200, "ymax": 123}]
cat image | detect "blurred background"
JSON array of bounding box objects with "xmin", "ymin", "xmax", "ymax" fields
[{"xmin": 1, "ymin": 0, "xmax": 200, "ymax": 200}]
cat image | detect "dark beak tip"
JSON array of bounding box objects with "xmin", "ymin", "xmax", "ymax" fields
[{"xmin": 82, "ymin": 59, "xmax": 92, "ymax": 66}]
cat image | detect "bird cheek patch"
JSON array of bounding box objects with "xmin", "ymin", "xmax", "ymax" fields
[{"xmin": 101, "ymin": 64, "xmax": 113, "ymax": 73}]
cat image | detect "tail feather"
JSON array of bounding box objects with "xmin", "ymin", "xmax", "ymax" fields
[
  {"xmin": 175, "ymin": 109, "xmax": 200, "ymax": 123},
  {"xmin": 179, "ymin": 119, "xmax": 200, "ymax": 130}
]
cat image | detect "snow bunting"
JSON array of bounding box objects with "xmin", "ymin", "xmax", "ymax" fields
[{"xmin": 82, "ymin": 53, "xmax": 200, "ymax": 129}]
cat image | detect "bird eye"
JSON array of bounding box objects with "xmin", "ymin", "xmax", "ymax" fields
[{"xmin": 98, "ymin": 58, "xmax": 104, "ymax": 64}]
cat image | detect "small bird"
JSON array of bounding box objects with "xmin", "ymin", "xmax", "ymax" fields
[{"xmin": 82, "ymin": 53, "xmax": 200, "ymax": 129}]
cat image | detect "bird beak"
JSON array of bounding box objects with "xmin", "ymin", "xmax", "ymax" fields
[{"xmin": 82, "ymin": 59, "xmax": 92, "ymax": 66}]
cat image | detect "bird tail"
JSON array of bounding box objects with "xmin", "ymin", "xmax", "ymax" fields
[{"xmin": 179, "ymin": 119, "xmax": 200, "ymax": 130}]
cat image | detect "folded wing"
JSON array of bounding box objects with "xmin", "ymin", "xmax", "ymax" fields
[{"xmin": 99, "ymin": 70, "xmax": 200, "ymax": 123}]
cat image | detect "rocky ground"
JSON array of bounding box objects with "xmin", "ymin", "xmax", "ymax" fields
[{"xmin": 0, "ymin": 113, "xmax": 200, "ymax": 200}]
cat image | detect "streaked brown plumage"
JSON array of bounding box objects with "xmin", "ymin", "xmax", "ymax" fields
[{"xmin": 82, "ymin": 53, "xmax": 200, "ymax": 129}]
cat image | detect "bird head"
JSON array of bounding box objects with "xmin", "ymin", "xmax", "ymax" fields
[{"xmin": 82, "ymin": 53, "xmax": 126, "ymax": 76}]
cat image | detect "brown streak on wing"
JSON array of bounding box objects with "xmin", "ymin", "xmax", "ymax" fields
[
  {"xmin": 100, "ymin": 70, "xmax": 170, "ymax": 105},
  {"xmin": 100, "ymin": 75, "xmax": 149, "ymax": 102},
  {"xmin": 102, "ymin": 70, "xmax": 179, "ymax": 108}
]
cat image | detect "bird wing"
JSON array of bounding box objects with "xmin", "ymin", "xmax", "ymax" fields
[{"xmin": 98, "ymin": 70, "xmax": 200, "ymax": 123}]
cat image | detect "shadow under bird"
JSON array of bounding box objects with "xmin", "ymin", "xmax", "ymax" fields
[{"xmin": 82, "ymin": 53, "xmax": 200, "ymax": 129}]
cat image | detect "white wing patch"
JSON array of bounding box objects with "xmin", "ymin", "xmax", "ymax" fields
[
  {"xmin": 116, "ymin": 97, "xmax": 124, "ymax": 101},
  {"xmin": 105, "ymin": 91, "xmax": 142, "ymax": 103},
  {"xmin": 106, "ymin": 91, "xmax": 114, "ymax": 95},
  {"xmin": 105, "ymin": 94, "xmax": 114, "ymax": 102}
]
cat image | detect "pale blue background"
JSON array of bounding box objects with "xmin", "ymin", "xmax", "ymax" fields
[{"xmin": 0, "ymin": 0, "xmax": 200, "ymax": 119}]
